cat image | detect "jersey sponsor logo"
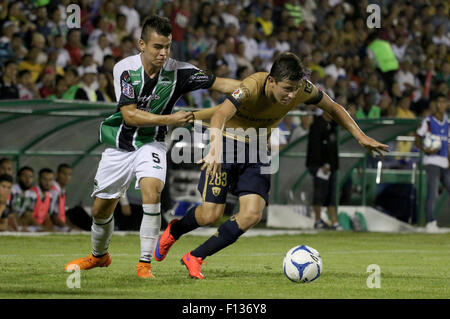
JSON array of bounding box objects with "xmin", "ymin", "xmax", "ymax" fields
[
  {"xmin": 138, "ymin": 94, "xmax": 161, "ymax": 108},
  {"xmin": 152, "ymin": 165, "xmax": 163, "ymax": 170},
  {"xmin": 304, "ymin": 80, "xmax": 313, "ymax": 93},
  {"xmin": 122, "ymin": 80, "xmax": 135, "ymax": 99},
  {"xmin": 158, "ymin": 76, "xmax": 172, "ymax": 87},
  {"xmin": 190, "ymin": 71, "xmax": 209, "ymax": 82}
]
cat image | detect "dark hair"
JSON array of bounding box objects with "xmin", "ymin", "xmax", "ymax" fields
[
  {"xmin": 0, "ymin": 174, "xmax": 13, "ymax": 184},
  {"xmin": 57, "ymin": 163, "xmax": 71, "ymax": 173},
  {"xmin": 0, "ymin": 157, "xmax": 12, "ymax": 165},
  {"xmin": 436, "ymin": 93, "xmax": 447, "ymax": 100},
  {"xmin": 269, "ymin": 52, "xmax": 305, "ymax": 82},
  {"xmin": 140, "ymin": 15, "xmax": 172, "ymax": 42},
  {"xmin": 39, "ymin": 168, "xmax": 53, "ymax": 178},
  {"xmin": 17, "ymin": 166, "xmax": 34, "ymax": 177},
  {"xmin": 64, "ymin": 66, "xmax": 79, "ymax": 77}
]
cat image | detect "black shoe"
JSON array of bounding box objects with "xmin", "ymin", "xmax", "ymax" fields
[{"xmin": 314, "ymin": 219, "xmax": 330, "ymax": 229}]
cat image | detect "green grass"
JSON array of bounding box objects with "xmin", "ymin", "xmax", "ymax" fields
[{"xmin": 0, "ymin": 232, "xmax": 449, "ymax": 299}]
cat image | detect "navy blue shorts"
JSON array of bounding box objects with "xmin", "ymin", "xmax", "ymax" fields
[{"xmin": 197, "ymin": 139, "xmax": 271, "ymax": 205}]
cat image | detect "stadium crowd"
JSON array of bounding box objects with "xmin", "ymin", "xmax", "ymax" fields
[{"xmin": 0, "ymin": 0, "xmax": 448, "ymax": 230}]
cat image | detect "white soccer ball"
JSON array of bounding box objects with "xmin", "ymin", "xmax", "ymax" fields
[
  {"xmin": 283, "ymin": 245, "xmax": 322, "ymax": 283},
  {"xmin": 423, "ymin": 134, "xmax": 442, "ymax": 152}
]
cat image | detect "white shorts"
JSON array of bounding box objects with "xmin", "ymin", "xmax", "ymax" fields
[{"xmin": 92, "ymin": 142, "xmax": 167, "ymax": 199}]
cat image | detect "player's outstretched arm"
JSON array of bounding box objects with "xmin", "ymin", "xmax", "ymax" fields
[
  {"xmin": 210, "ymin": 77, "xmax": 241, "ymax": 94},
  {"xmin": 197, "ymin": 99, "xmax": 237, "ymax": 177},
  {"xmin": 121, "ymin": 104, "xmax": 194, "ymax": 127},
  {"xmin": 316, "ymin": 92, "xmax": 389, "ymax": 157}
]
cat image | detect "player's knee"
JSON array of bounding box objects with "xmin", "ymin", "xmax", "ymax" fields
[
  {"xmin": 196, "ymin": 204, "xmax": 224, "ymax": 226},
  {"xmin": 238, "ymin": 209, "xmax": 262, "ymax": 229}
]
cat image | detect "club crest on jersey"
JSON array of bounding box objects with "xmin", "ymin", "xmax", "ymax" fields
[
  {"xmin": 159, "ymin": 76, "xmax": 172, "ymax": 87},
  {"xmin": 122, "ymin": 80, "xmax": 134, "ymax": 99},
  {"xmin": 212, "ymin": 187, "xmax": 221, "ymax": 196},
  {"xmin": 232, "ymin": 88, "xmax": 243, "ymax": 100}
]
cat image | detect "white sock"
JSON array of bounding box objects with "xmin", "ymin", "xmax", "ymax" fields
[
  {"xmin": 91, "ymin": 216, "xmax": 114, "ymax": 257},
  {"xmin": 139, "ymin": 203, "xmax": 161, "ymax": 263}
]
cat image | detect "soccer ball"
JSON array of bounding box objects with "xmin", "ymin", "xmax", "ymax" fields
[
  {"xmin": 283, "ymin": 245, "xmax": 322, "ymax": 283},
  {"xmin": 423, "ymin": 134, "xmax": 442, "ymax": 152}
]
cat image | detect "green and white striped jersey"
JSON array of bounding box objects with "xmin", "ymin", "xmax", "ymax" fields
[{"xmin": 100, "ymin": 54, "xmax": 215, "ymax": 151}]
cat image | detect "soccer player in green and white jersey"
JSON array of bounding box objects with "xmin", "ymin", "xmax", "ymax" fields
[{"xmin": 65, "ymin": 16, "xmax": 240, "ymax": 278}]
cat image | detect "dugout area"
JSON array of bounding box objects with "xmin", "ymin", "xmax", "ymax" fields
[{"xmin": 1, "ymin": 100, "xmax": 449, "ymax": 229}]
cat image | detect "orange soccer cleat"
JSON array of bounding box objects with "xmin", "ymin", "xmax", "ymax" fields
[
  {"xmin": 65, "ymin": 253, "xmax": 112, "ymax": 271},
  {"xmin": 154, "ymin": 219, "xmax": 178, "ymax": 262},
  {"xmin": 136, "ymin": 262, "xmax": 155, "ymax": 278},
  {"xmin": 180, "ymin": 251, "xmax": 206, "ymax": 279}
]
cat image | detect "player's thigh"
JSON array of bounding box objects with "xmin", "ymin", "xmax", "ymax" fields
[
  {"xmin": 92, "ymin": 197, "xmax": 120, "ymax": 219},
  {"xmin": 235, "ymin": 193, "xmax": 266, "ymax": 231},
  {"xmin": 92, "ymin": 148, "xmax": 136, "ymax": 199},
  {"xmin": 135, "ymin": 142, "xmax": 167, "ymax": 204}
]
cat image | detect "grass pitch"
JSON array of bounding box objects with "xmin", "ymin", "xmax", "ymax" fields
[{"xmin": 0, "ymin": 231, "xmax": 449, "ymax": 299}]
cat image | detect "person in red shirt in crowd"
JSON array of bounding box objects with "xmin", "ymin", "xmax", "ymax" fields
[{"xmin": 64, "ymin": 29, "xmax": 84, "ymax": 66}]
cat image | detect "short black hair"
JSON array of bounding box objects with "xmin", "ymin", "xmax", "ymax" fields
[
  {"xmin": 0, "ymin": 157, "xmax": 12, "ymax": 165},
  {"xmin": 57, "ymin": 163, "xmax": 72, "ymax": 172},
  {"xmin": 39, "ymin": 168, "xmax": 53, "ymax": 178},
  {"xmin": 17, "ymin": 166, "xmax": 34, "ymax": 177},
  {"xmin": 269, "ymin": 52, "xmax": 305, "ymax": 82},
  {"xmin": 0, "ymin": 174, "xmax": 13, "ymax": 184},
  {"xmin": 140, "ymin": 15, "xmax": 172, "ymax": 42}
]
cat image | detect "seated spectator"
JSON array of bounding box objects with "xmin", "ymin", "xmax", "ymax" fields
[
  {"xmin": 221, "ymin": 2, "xmax": 240, "ymax": 30},
  {"xmin": 0, "ymin": 60, "xmax": 18, "ymax": 99},
  {"xmin": 46, "ymin": 75, "xmax": 67, "ymax": 100},
  {"xmin": 50, "ymin": 164, "xmax": 74, "ymax": 231},
  {"xmin": 54, "ymin": 34, "xmax": 71, "ymax": 69},
  {"xmin": 18, "ymin": 70, "xmax": 41, "ymax": 99},
  {"xmin": 61, "ymin": 66, "xmax": 80, "ymax": 100},
  {"xmin": 88, "ymin": 33, "xmax": 113, "ymax": 66},
  {"xmin": 48, "ymin": 6, "xmax": 68, "ymax": 38},
  {"xmin": 235, "ymin": 42, "xmax": 255, "ymax": 75},
  {"xmin": 75, "ymin": 65, "xmax": 98, "ymax": 101},
  {"xmin": 0, "ymin": 157, "xmax": 13, "ymax": 176},
  {"xmin": 38, "ymin": 67, "xmax": 56, "ymax": 98},
  {"xmin": 324, "ymin": 55, "xmax": 346, "ymax": 81},
  {"xmin": 96, "ymin": 72, "xmax": 114, "ymax": 102},
  {"xmin": 113, "ymin": 13, "xmax": 129, "ymax": 46},
  {"xmin": 10, "ymin": 33, "xmax": 27, "ymax": 62},
  {"xmin": 119, "ymin": 0, "xmax": 141, "ymax": 35},
  {"xmin": 394, "ymin": 58, "xmax": 416, "ymax": 94},
  {"xmin": 257, "ymin": 34, "xmax": 278, "ymax": 65},
  {"xmin": 10, "ymin": 166, "xmax": 34, "ymax": 227},
  {"xmin": 30, "ymin": 32, "xmax": 48, "ymax": 65},
  {"xmin": 18, "ymin": 47, "xmax": 44, "ymax": 83},
  {"xmin": 238, "ymin": 23, "xmax": 258, "ymax": 63},
  {"xmin": 355, "ymin": 95, "xmax": 381, "ymax": 119},
  {"xmin": 22, "ymin": 168, "xmax": 56, "ymax": 231},
  {"xmin": 187, "ymin": 26, "xmax": 208, "ymax": 60},
  {"xmin": 64, "ymin": 29, "xmax": 84, "ymax": 66},
  {"xmin": 0, "ymin": 21, "xmax": 15, "ymax": 63},
  {"xmin": 0, "ymin": 174, "xmax": 14, "ymax": 232},
  {"xmin": 205, "ymin": 41, "xmax": 229, "ymax": 75},
  {"xmin": 88, "ymin": 16, "xmax": 115, "ymax": 48},
  {"xmin": 291, "ymin": 113, "xmax": 313, "ymax": 141}
]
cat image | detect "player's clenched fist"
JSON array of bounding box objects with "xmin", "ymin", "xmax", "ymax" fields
[{"xmin": 169, "ymin": 110, "xmax": 194, "ymax": 125}]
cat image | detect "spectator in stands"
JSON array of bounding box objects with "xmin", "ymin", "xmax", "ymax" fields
[
  {"xmin": 235, "ymin": 42, "xmax": 255, "ymax": 75},
  {"xmin": 18, "ymin": 70, "xmax": 40, "ymax": 99},
  {"xmin": 238, "ymin": 23, "xmax": 258, "ymax": 64},
  {"xmin": 113, "ymin": 13, "xmax": 129, "ymax": 46},
  {"xmin": 88, "ymin": 33, "xmax": 113, "ymax": 66},
  {"xmin": 88, "ymin": 16, "xmax": 114, "ymax": 48},
  {"xmin": 0, "ymin": 60, "xmax": 18, "ymax": 99},
  {"xmin": 0, "ymin": 174, "xmax": 14, "ymax": 232},
  {"xmin": 61, "ymin": 66, "xmax": 80, "ymax": 100},
  {"xmin": 48, "ymin": 6, "xmax": 68, "ymax": 38},
  {"xmin": 195, "ymin": 1, "xmax": 213, "ymax": 29},
  {"xmin": 306, "ymin": 110, "xmax": 341, "ymax": 230},
  {"xmin": 119, "ymin": 0, "xmax": 141, "ymax": 35},
  {"xmin": 0, "ymin": 157, "xmax": 13, "ymax": 176},
  {"xmin": 10, "ymin": 32, "xmax": 27, "ymax": 62},
  {"xmin": 10, "ymin": 166, "xmax": 34, "ymax": 223},
  {"xmin": 46, "ymin": 75, "xmax": 67, "ymax": 100},
  {"xmin": 324, "ymin": 55, "xmax": 346, "ymax": 81},
  {"xmin": 50, "ymin": 163, "xmax": 73, "ymax": 231},
  {"xmin": 187, "ymin": 26, "xmax": 207, "ymax": 60},
  {"xmin": 74, "ymin": 65, "xmax": 98, "ymax": 101},
  {"xmin": 395, "ymin": 58, "xmax": 416, "ymax": 95},
  {"xmin": 64, "ymin": 28, "xmax": 84, "ymax": 66},
  {"xmin": 38, "ymin": 67, "xmax": 56, "ymax": 98},
  {"xmin": 256, "ymin": 6, "xmax": 273, "ymax": 37},
  {"xmin": 0, "ymin": 21, "xmax": 16, "ymax": 63},
  {"xmin": 415, "ymin": 94, "xmax": 450, "ymax": 232},
  {"xmin": 291, "ymin": 112, "xmax": 313, "ymax": 141},
  {"xmin": 170, "ymin": 0, "xmax": 191, "ymax": 60},
  {"xmin": 96, "ymin": 71, "xmax": 114, "ymax": 102},
  {"xmin": 221, "ymin": 2, "xmax": 240, "ymax": 30},
  {"xmin": 22, "ymin": 168, "xmax": 56, "ymax": 231},
  {"xmin": 205, "ymin": 41, "xmax": 229, "ymax": 75},
  {"xmin": 18, "ymin": 47, "xmax": 44, "ymax": 83}
]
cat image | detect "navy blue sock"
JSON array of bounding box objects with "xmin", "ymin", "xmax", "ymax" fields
[
  {"xmin": 191, "ymin": 217, "xmax": 244, "ymax": 259},
  {"xmin": 170, "ymin": 205, "xmax": 200, "ymax": 240}
]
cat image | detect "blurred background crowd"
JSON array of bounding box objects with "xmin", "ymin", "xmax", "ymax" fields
[{"xmin": 0, "ymin": 0, "xmax": 447, "ymax": 118}]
